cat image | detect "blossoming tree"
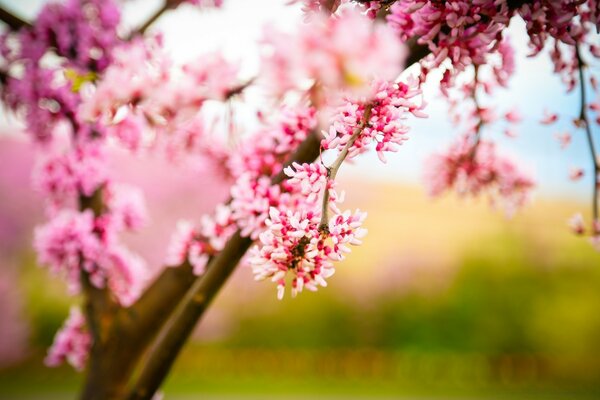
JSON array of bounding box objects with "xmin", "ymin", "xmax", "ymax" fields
[{"xmin": 0, "ymin": 0, "xmax": 599, "ymax": 398}]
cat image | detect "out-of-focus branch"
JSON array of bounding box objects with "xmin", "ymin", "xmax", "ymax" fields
[
  {"xmin": 132, "ymin": 0, "xmax": 189, "ymax": 37},
  {"xmin": 78, "ymin": 188, "xmax": 132, "ymax": 400},
  {"xmin": 0, "ymin": 5, "xmax": 31, "ymax": 31},
  {"xmin": 576, "ymin": 44, "xmax": 599, "ymax": 225},
  {"xmin": 127, "ymin": 130, "xmax": 323, "ymax": 400}
]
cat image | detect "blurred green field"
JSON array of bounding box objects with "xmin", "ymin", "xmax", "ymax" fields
[{"xmin": 1, "ymin": 182, "xmax": 600, "ymax": 399}]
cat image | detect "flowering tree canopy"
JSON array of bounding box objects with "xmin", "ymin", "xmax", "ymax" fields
[{"xmin": 0, "ymin": 0, "xmax": 599, "ymax": 399}]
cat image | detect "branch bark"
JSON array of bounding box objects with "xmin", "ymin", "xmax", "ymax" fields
[
  {"xmin": 0, "ymin": 5, "xmax": 31, "ymax": 30},
  {"xmin": 576, "ymin": 44, "xmax": 599, "ymax": 226},
  {"xmin": 131, "ymin": 0, "xmax": 190, "ymax": 37}
]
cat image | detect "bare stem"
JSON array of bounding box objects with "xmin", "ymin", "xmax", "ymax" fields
[
  {"xmin": 0, "ymin": 5, "xmax": 31, "ymax": 30},
  {"xmin": 576, "ymin": 44, "xmax": 599, "ymax": 226},
  {"xmin": 319, "ymin": 104, "xmax": 373, "ymax": 231},
  {"xmin": 126, "ymin": 131, "xmax": 322, "ymax": 400},
  {"xmin": 131, "ymin": 0, "xmax": 186, "ymax": 37}
]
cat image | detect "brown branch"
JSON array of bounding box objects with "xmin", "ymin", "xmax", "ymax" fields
[
  {"xmin": 128, "ymin": 232, "xmax": 251, "ymax": 400},
  {"xmin": 131, "ymin": 0, "xmax": 190, "ymax": 38},
  {"xmin": 0, "ymin": 5, "xmax": 31, "ymax": 31},
  {"xmin": 576, "ymin": 44, "xmax": 599, "ymax": 226},
  {"xmin": 126, "ymin": 40, "xmax": 431, "ymax": 399}
]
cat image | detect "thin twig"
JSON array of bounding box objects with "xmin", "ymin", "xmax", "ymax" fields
[
  {"xmin": 319, "ymin": 104, "xmax": 373, "ymax": 231},
  {"xmin": 576, "ymin": 44, "xmax": 599, "ymax": 225},
  {"xmin": 131, "ymin": 1, "xmax": 172, "ymax": 38},
  {"xmin": 0, "ymin": 5, "xmax": 31, "ymax": 30}
]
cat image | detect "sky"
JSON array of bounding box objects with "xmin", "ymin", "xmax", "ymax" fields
[{"xmin": 0, "ymin": 0, "xmax": 597, "ymax": 201}]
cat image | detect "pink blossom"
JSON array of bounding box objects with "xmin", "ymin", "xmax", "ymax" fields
[
  {"xmin": 569, "ymin": 167, "xmax": 585, "ymax": 181},
  {"xmin": 540, "ymin": 110, "xmax": 559, "ymax": 125},
  {"xmin": 165, "ymin": 205, "xmax": 236, "ymax": 274},
  {"xmin": 555, "ymin": 132, "xmax": 572, "ymax": 149},
  {"xmin": 424, "ymin": 134, "xmax": 535, "ymax": 215},
  {"xmin": 260, "ymin": 8, "xmax": 405, "ymax": 98},
  {"xmin": 230, "ymin": 174, "xmax": 291, "ymax": 239},
  {"xmin": 34, "ymin": 210, "xmax": 103, "ymax": 293},
  {"xmin": 35, "ymin": 208, "xmax": 149, "ymax": 304},
  {"xmin": 505, "ymin": 109, "xmax": 523, "ymax": 124},
  {"xmin": 250, "ymin": 206, "xmax": 366, "ymax": 299},
  {"xmin": 568, "ymin": 213, "xmax": 586, "ymax": 235},
  {"xmin": 228, "ymin": 106, "xmax": 317, "ymax": 179},
  {"xmin": 33, "ymin": 143, "xmax": 108, "ymax": 209},
  {"xmin": 79, "ymin": 37, "xmax": 171, "ymax": 123},
  {"xmin": 34, "ymin": 0, "xmax": 120, "ymax": 71},
  {"xmin": 283, "ymin": 162, "xmax": 329, "ymax": 203},
  {"xmin": 504, "ymin": 128, "xmax": 518, "ymax": 138},
  {"xmin": 164, "ymin": 220, "xmax": 211, "ymax": 275},
  {"xmin": 103, "ymin": 183, "xmax": 148, "ymax": 232},
  {"xmin": 321, "ymin": 78, "xmax": 426, "ymax": 163},
  {"xmin": 388, "ymin": 0, "xmax": 510, "ymax": 81},
  {"xmin": 105, "ymin": 245, "xmax": 148, "ymax": 306},
  {"xmin": 45, "ymin": 307, "xmax": 91, "ymax": 371}
]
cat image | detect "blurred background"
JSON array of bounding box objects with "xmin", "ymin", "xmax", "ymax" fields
[{"xmin": 1, "ymin": 0, "xmax": 600, "ymax": 399}]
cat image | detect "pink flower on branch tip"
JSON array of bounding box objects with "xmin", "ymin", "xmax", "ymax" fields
[
  {"xmin": 568, "ymin": 213, "xmax": 585, "ymax": 235},
  {"xmin": 33, "ymin": 143, "xmax": 108, "ymax": 210},
  {"xmin": 555, "ymin": 132, "xmax": 572, "ymax": 149},
  {"xmin": 387, "ymin": 0, "xmax": 512, "ymax": 84},
  {"xmin": 103, "ymin": 183, "xmax": 148, "ymax": 232},
  {"xmin": 424, "ymin": 134, "xmax": 535, "ymax": 215},
  {"xmin": 260, "ymin": 8, "xmax": 405, "ymax": 98},
  {"xmin": 227, "ymin": 106, "xmax": 317, "ymax": 180},
  {"xmin": 35, "ymin": 209, "xmax": 149, "ymax": 305},
  {"xmin": 165, "ymin": 205, "xmax": 236, "ymax": 275},
  {"xmin": 569, "ymin": 167, "xmax": 584, "ymax": 181},
  {"xmin": 540, "ymin": 110, "xmax": 558, "ymax": 125},
  {"xmin": 45, "ymin": 306, "xmax": 91, "ymax": 371},
  {"xmin": 321, "ymin": 78, "xmax": 426, "ymax": 163},
  {"xmin": 283, "ymin": 162, "xmax": 329, "ymax": 204},
  {"xmin": 505, "ymin": 109, "xmax": 523, "ymax": 124},
  {"xmin": 250, "ymin": 206, "xmax": 366, "ymax": 299}
]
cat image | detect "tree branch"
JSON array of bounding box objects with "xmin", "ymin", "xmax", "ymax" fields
[
  {"xmin": 576, "ymin": 44, "xmax": 599, "ymax": 226},
  {"xmin": 131, "ymin": 0, "xmax": 190, "ymax": 37},
  {"xmin": 0, "ymin": 5, "xmax": 31, "ymax": 31},
  {"xmin": 126, "ymin": 40, "xmax": 431, "ymax": 399}
]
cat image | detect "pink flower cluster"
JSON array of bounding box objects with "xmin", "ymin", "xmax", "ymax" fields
[
  {"xmin": 424, "ymin": 134, "xmax": 535, "ymax": 215},
  {"xmin": 387, "ymin": 0, "xmax": 510, "ymax": 77},
  {"xmin": 81, "ymin": 39, "xmax": 242, "ymax": 129},
  {"xmin": 261, "ymin": 7, "xmax": 405, "ymax": 98},
  {"xmin": 227, "ymin": 106, "xmax": 317, "ymax": 179},
  {"xmin": 45, "ymin": 306, "xmax": 92, "ymax": 371},
  {"xmin": 33, "ymin": 143, "xmax": 108, "ymax": 210},
  {"xmin": 250, "ymin": 206, "xmax": 366, "ymax": 299},
  {"xmin": 0, "ymin": 0, "xmax": 121, "ymax": 141},
  {"xmin": 34, "ymin": 0, "xmax": 120, "ymax": 71},
  {"xmin": 384, "ymin": 1, "xmax": 599, "ymax": 93},
  {"xmin": 34, "ymin": 201, "xmax": 148, "ymax": 306},
  {"xmin": 518, "ymin": 1, "xmax": 592, "ymax": 53},
  {"xmin": 2, "ymin": 64, "xmax": 80, "ymax": 141},
  {"xmin": 322, "ymin": 79, "xmax": 426, "ymax": 163},
  {"xmin": 165, "ymin": 205, "xmax": 236, "ymax": 275},
  {"xmin": 230, "ymin": 175, "xmax": 294, "ymax": 239},
  {"xmin": 568, "ymin": 213, "xmax": 600, "ymax": 250}
]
